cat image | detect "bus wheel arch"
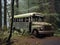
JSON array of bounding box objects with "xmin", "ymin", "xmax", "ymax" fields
[{"xmin": 32, "ymin": 29, "xmax": 39, "ymax": 36}]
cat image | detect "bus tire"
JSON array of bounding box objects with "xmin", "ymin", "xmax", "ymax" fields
[{"xmin": 32, "ymin": 30, "xmax": 38, "ymax": 36}]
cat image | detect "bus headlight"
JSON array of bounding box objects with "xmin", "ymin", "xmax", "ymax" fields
[{"xmin": 40, "ymin": 27, "xmax": 43, "ymax": 31}]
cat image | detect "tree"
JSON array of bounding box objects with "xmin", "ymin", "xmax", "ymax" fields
[
  {"xmin": 0, "ymin": 0, "xmax": 2, "ymax": 30},
  {"xmin": 54, "ymin": 0, "xmax": 60, "ymax": 28},
  {"xmin": 55, "ymin": 0, "xmax": 60, "ymax": 14},
  {"xmin": 4, "ymin": 0, "xmax": 7, "ymax": 27},
  {"xmin": 7, "ymin": 0, "xmax": 14, "ymax": 42},
  {"xmin": 16, "ymin": 0, "xmax": 19, "ymax": 14},
  {"xmin": 16, "ymin": 0, "xmax": 19, "ymax": 8}
]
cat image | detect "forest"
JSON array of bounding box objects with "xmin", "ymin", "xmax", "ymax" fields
[{"xmin": 0, "ymin": 0, "xmax": 60, "ymax": 45}]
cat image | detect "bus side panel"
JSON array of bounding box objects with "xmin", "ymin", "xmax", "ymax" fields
[{"xmin": 13, "ymin": 22, "xmax": 29, "ymax": 32}]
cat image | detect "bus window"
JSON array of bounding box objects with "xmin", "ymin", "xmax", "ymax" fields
[
  {"xmin": 32, "ymin": 16, "xmax": 40, "ymax": 22},
  {"xmin": 23, "ymin": 18, "xmax": 25, "ymax": 22},
  {"xmin": 13, "ymin": 18, "xmax": 15, "ymax": 22},
  {"xmin": 19, "ymin": 18, "xmax": 20, "ymax": 22},
  {"xmin": 17, "ymin": 18, "xmax": 19, "ymax": 22},
  {"xmin": 21, "ymin": 18, "xmax": 23, "ymax": 22},
  {"xmin": 16, "ymin": 18, "xmax": 17, "ymax": 22},
  {"xmin": 39, "ymin": 16, "xmax": 44, "ymax": 22},
  {"xmin": 32, "ymin": 14, "xmax": 44, "ymax": 22},
  {"xmin": 38, "ymin": 17, "xmax": 41, "ymax": 22},
  {"xmin": 19, "ymin": 18, "xmax": 22, "ymax": 22},
  {"xmin": 26, "ymin": 17, "xmax": 29, "ymax": 22}
]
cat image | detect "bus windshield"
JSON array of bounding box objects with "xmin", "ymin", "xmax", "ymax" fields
[{"xmin": 32, "ymin": 14, "xmax": 44, "ymax": 22}]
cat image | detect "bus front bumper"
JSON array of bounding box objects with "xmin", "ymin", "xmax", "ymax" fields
[{"xmin": 38, "ymin": 31, "xmax": 54, "ymax": 34}]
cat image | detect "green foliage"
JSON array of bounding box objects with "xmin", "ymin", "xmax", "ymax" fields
[
  {"xmin": 3, "ymin": 25, "xmax": 7, "ymax": 31},
  {"xmin": 55, "ymin": 0, "xmax": 60, "ymax": 13},
  {"xmin": 54, "ymin": 29, "xmax": 60, "ymax": 37},
  {"xmin": 15, "ymin": 0, "xmax": 51, "ymax": 14},
  {"xmin": 14, "ymin": 0, "xmax": 60, "ymax": 28},
  {"xmin": 44, "ymin": 13, "xmax": 60, "ymax": 28}
]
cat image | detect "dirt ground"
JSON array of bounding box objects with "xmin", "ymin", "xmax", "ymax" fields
[{"xmin": 11, "ymin": 35, "xmax": 60, "ymax": 45}]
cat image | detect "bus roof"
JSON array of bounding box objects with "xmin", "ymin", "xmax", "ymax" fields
[{"xmin": 13, "ymin": 12, "xmax": 43, "ymax": 18}]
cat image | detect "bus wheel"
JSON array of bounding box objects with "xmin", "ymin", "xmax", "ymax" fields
[{"xmin": 32, "ymin": 30, "xmax": 38, "ymax": 36}]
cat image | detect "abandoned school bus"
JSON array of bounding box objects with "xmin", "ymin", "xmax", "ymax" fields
[{"xmin": 12, "ymin": 12, "xmax": 54, "ymax": 36}]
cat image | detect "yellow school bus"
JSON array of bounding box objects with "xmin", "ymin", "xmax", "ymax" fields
[{"xmin": 12, "ymin": 12, "xmax": 54, "ymax": 36}]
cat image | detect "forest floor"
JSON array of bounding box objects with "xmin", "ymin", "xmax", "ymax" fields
[
  {"xmin": 0, "ymin": 31, "xmax": 60, "ymax": 45},
  {"xmin": 11, "ymin": 34, "xmax": 60, "ymax": 45}
]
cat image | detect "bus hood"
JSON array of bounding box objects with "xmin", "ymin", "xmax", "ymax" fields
[{"xmin": 32, "ymin": 22, "xmax": 52, "ymax": 26}]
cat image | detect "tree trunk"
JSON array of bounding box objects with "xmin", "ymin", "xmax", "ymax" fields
[
  {"xmin": 0, "ymin": 0, "xmax": 2, "ymax": 30},
  {"xmin": 7, "ymin": 0, "xmax": 14, "ymax": 42},
  {"xmin": 4, "ymin": 0, "xmax": 7, "ymax": 26},
  {"xmin": 16, "ymin": 0, "xmax": 19, "ymax": 8},
  {"xmin": 16, "ymin": 0, "xmax": 19, "ymax": 14}
]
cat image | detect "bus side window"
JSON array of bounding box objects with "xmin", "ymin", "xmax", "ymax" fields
[
  {"xmin": 23, "ymin": 18, "xmax": 25, "ymax": 22},
  {"xmin": 19, "ymin": 18, "xmax": 21, "ymax": 22},
  {"xmin": 32, "ymin": 15, "xmax": 36, "ymax": 22},
  {"xmin": 40, "ymin": 17, "xmax": 44, "ymax": 22},
  {"xmin": 26, "ymin": 17, "xmax": 29, "ymax": 22},
  {"xmin": 17, "ymin": 18, "xmax": 19, "ymax": 22},
  {"xmin": 19, "ymin": 18, "xmax": 20, "ymax": 22},
  {"xmin": 15, "ymin": 18, "xmax": 16, "ymax": 22},
  {"xmin": 32, "ymin": 16, "xmax": 39, "ymax": 22},
  {"xmin": 20, "ymin": 18, "xmax": 22, "ymax": 22},
  {"xmin": 16, "ymin": 18, "xmax": 17, "ymax": 22},
  {"xmin": 13, "ymin": 18, "xmax": 15, "ymax": 22},
  {"xmin": 17, "ymin": 18, "xmax": 18, "ymax": 22}
]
